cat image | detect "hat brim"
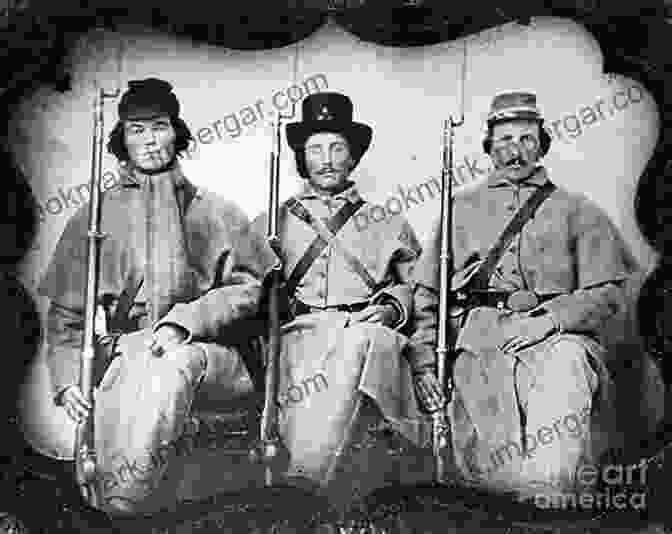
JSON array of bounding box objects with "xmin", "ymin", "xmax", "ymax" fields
[
  {"xmin": 286, "ymin": 121, "xmax": 373, "ymax": 160},
  {"xmin": 487, "ymin": 110, "xmax": 542, "ymax": 125}
]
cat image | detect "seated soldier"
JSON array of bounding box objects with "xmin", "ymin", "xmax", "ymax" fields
[
  {"xmin": 409, "ymin": 91, "xmax": 641, "ymax": 504},
  {"xmin": 252, "ymin": 92, "xmax": 432, "ymax": 512},
  {"xmin": 36, "ymin": 78, "xmax": 266, "ymax": 514}
]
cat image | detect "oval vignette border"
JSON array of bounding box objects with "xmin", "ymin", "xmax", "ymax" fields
[{"xmin": 0, "ymin": 2, "xmax": 669, "ymax": 531}]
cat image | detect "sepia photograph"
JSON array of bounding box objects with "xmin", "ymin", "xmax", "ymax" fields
[{"xmin": 0, "ymin": 1, "xmax": 670, "ymax": 532}]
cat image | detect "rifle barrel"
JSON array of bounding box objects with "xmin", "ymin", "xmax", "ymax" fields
[
  {"xmin": 434, "ymin": 115, "xmax": 463, "ymax": 484},
  {"xmin": 257, "ymin": 117, "xmax": 284, "ymax": 486},
  {"xmin": 76, "ymin": 87, "xmax": 118, "ymax": 505}
]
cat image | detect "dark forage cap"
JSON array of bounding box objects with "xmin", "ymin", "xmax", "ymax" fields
[
  {"xmin": 286, "ymin": 92, "xmax": 372, "ymax": 163},
  {"xmin": 118, "ymin": 78, "xmax": 180, "ymax": 121}
]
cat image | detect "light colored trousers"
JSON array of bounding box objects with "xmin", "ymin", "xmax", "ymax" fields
[
  {"xmin": 448, "ymin": 331, "xmax": 618, "ymax": 502},
  {"xmin": 93, "ymin": 327, "xmax": 254, "ymax": 515},
  {"xmin": 278, "ymin": 311, "xmax": 431, "ymax": 509}
]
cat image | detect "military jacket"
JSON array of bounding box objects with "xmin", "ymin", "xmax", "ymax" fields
[
  {"xmin": 251, "ymin": 182, "xmax": 422, "ymax": 332},
  {"xmin": 409, "ymin": 167, "xmax": 637, "ymax": 368},
  {"xmin": 39, "ymin": 166, "xmax": 266, "ymax": 398}
]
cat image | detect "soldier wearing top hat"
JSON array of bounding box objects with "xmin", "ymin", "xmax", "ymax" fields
[
  {"xmin": 252, "ymin": 92, "xmax": 433, "ymax": 511},
  {"xmin": 409, "ymin": 91, "xmax": 639, "ymax": 501},
  {"xmin": 36, "ymin": 78, "xmax": 266, "ymax": 513}
]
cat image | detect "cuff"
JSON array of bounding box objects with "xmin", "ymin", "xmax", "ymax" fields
[
  {"xmin": 546, "ymin": 309, "xmax": 564, "ymax": 335},
  {"xmin": 372, "ymin": 295, "xmax": 405, "ymax": 330},
  {"xmin": 370, "ymin": 285, "xmax": 412, "ymax": 331},
  {"xmin": 539, "ymin": 298, "xmax": 571, "ymax": 334},
  {"xmin": 152, "ymin": 321, "xmax": 194, "ymax": 344},
  {"xmin": 54, "ymin": 385, "xmax": 73, "ymax": 406},
  {"xmin": 531, "ymin": 306, "xmax": 564, "ymax": 335},
  {"xmin": 405, "ymin": 344, "xmax": 437, "ymax": 374}
]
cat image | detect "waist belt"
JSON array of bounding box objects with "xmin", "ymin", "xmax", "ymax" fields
[
  {"xmin": 456, "ymin": 290, "xmax": 562, "ymax": 313},
  {"xmin": 293, "ymin": 300, "xmax": 369, "ymax": 316}
]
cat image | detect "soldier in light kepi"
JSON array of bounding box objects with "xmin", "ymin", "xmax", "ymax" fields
[{"xmin": 409, "ymin": 91, "xmax": 640, "ymax": 501}]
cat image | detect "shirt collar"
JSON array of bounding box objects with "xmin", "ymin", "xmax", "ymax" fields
[
  {"xmin": 487, "ymin": 165, "xmax": 549, "ymax": 189},
  {"xmin": 296, "ymin": 181, "xmax": 362, "ymax": 204}
]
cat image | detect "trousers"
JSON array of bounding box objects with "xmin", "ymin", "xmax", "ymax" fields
[
  {"xmin": 448, "ymin": 332, "xmax": 618, "ymax": 502},
  {"xmin": 93, "ymin": 328, "xmax": 255, "ymax": 514}
]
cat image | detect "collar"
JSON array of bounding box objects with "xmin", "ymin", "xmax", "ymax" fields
[
  {"xmin": 296, "ymin": 181, "xmax": 362, "ymax": 205},
  {"xmin": 118, "ymin": 160, "xmax": 188, "ymax": 190},
  {"xmin": 487, "ymin": 165, "xmax": 549, "ymax": 189}
]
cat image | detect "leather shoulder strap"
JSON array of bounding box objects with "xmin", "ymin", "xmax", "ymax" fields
[
  {"xmin": 470, "ymin": 181, "xmax": 557, "ymax": 291},
  {"xmin": 285, "ymin": 197, "xmax": 368, "ymax": 295},
  {"xmin": 290, "ymin": 199, "xmax": 378, "ymax": 291}
]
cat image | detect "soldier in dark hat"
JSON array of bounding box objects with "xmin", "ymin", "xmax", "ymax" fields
[
  {"xmin": 36, "ymin": 78, "xmax": 266, "ymax": 513},
  {"xmin": 252, "ymin": 92, "xmax": 431, "ymax": 511},
  {"xmin": 409, "ymin": 91, "xmax": 640, "ymax": 502}
]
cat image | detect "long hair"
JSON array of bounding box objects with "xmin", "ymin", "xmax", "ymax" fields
[{"xmin": 106, "ymin": 116, "xmax": 194, "ymax": 162}]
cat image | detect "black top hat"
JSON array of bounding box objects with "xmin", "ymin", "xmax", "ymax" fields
[
  {"xmin": 118, "ymin": 78, "xmax": 180, "ymax": 121},
  {"xmin": 286, "ymin": 92, "xmax": 372, "ymax": 163}
]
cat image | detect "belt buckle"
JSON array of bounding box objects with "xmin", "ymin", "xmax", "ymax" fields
[{"xmin": 506, "ymin": 290, "xmax": 539, "ymax": 312}]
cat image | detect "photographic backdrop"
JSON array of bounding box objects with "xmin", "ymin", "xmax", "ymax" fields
[{"xmin": 7, "ymin": 16, "xmax": 659, "ymax": 301}]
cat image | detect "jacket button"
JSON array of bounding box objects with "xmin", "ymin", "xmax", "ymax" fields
[{"xmin": 509, "ymin": 245, "xmax": 517, "ymax": 254}]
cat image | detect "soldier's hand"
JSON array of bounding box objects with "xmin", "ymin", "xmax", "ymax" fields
[
  {"xmin": 61, "ymin": 385, "xmax": 91, "ymax": 424},
  {"xmin": 350, "ymin": 304, "xmax": 399, "ymax": 328},
  {"xmin": 148, "ymin": 324, "xmax": 188, "ymax": 357},
  {"xmin": 499, "ymin": 315, "xmax": 557, "ymax": 354},
  {"xmin": 413, "ymin": 370, "xmax": 446, "ymax": 414}
]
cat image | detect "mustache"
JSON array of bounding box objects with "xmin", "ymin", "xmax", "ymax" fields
[
  {"xmin": 505, "ymin": 157, "xmax": 526, "ymax": 167},
  {"xmin": 318, "ymin": 167, "xmax": 337, "ymax": 174}
]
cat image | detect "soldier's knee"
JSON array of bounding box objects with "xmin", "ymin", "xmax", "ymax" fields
[{"xmin": 548, "ymin": 337, "xmax": 598, "ymax": 382}]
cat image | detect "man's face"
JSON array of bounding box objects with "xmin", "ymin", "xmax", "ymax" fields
[
  {"xmin": 304, "ymin": 132, "xmax": 354, "ymax": 195},
  {"xmin": 123, "ymin": 115, "xmax": 176, "ymax": 173},
  {"xmin": 490, "ymin": 119, "xmax": 542, "ymax": 183}
]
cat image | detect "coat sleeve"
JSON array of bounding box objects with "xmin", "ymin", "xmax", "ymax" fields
[
  {"xmin": 369, "ymin": 219, "xmax": 422, "ymax": 331},
  {"xmin": 44, "ymin": 303, "xmax": 84, "ymax": 401},
  {"xmin": 155, "ymin": 202, "xmax": 267, "ymax": 341},
  {"xmin": 404, "ymin": 284, "xmax": 440, "ymax": 373},
  {"xmin": 540, "ymin": 198, "xmax": 636, "ymax": 335},
  {"xmin": 37, "ymin": 206, "xmax": 90, "ymax": 401}
]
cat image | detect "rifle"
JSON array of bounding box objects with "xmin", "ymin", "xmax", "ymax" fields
[
  {"xmin": 75, "ymin": 87, "xmax": 119, "ymax": 505},
  {"xmin": 432, "ymin": 115, "xmax": 463, "ymax": 484},
  {"xmin": 253, "ymin": 115, "xmax": 285, "ymax": 486}
]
